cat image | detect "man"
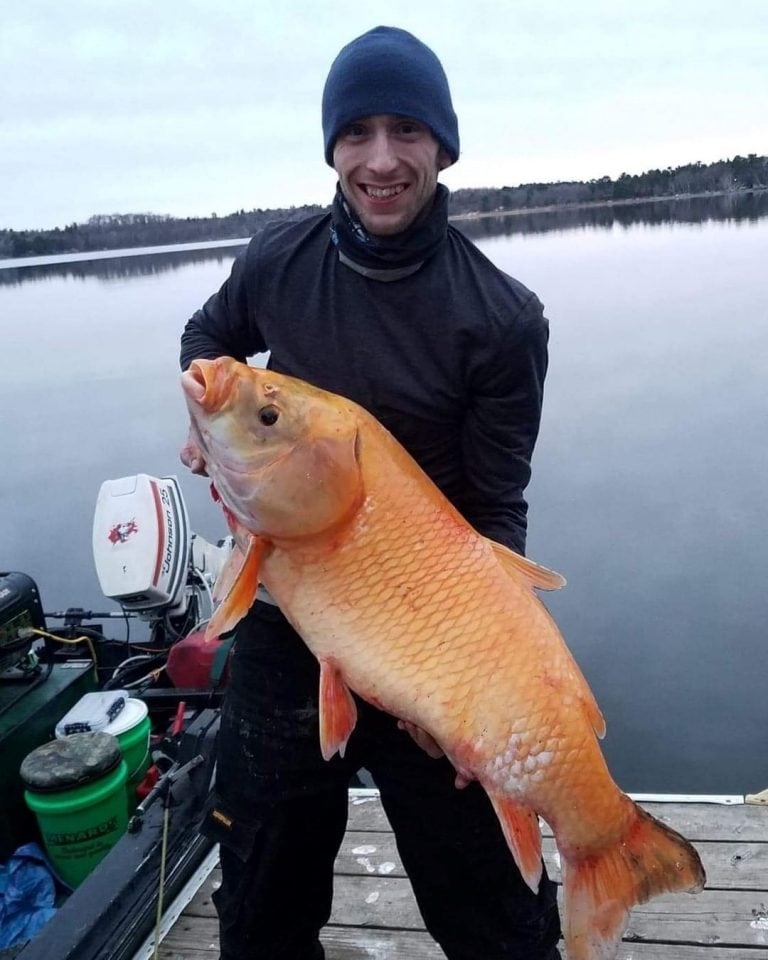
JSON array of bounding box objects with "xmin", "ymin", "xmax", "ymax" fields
[{"xmin": 180, "ymin": 25, "xmax": 561, "ymax": 960}]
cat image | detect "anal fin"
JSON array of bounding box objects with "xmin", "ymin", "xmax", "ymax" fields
[
  {"xmin": 319, "ymin": 659, "xmax": 358, "ymax": 761},
  {"xmin": 489, "ymin": 795, "xmax": 543, "ymax": 894}
]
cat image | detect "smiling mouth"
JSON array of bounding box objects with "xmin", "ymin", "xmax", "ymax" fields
[{"xmin": 362, "ymin": 184, "xmax": 407, "ymax": 200}]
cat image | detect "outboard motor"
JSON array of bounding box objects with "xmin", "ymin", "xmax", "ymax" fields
[{"xmin": 92, "ymin": 475, "xmax": 191, "ymax": 618}]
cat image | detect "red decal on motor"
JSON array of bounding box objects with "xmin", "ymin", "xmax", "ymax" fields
[{"xmin": 108, "ymin": 520, "xmax": 138, "ymax": 544}]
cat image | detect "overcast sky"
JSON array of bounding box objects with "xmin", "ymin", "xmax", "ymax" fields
[{"xmin": 3, "ymin": 0, "xmax": 767, "ymax": 231}]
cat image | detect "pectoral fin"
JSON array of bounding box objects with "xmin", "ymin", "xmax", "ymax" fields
[
  {"xmin": 318, "ymin": 659, "xmax": 358, "ymax": 761},
  {"xmin": 212, "ymin": 543, "xmax": 246, "ymax": 603},
  {"xmin": 489, "ymin": 796, "xmax": 543, "ymax": 894},
  {"xmin": 205, "ymin": 535, "xmax": 265, "ymax": 640},
  {"xmin": 487, "ymin": 539, "xmax": 566, "ymax": 591}
]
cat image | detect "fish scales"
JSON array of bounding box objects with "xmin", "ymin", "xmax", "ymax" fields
[
  {"xmin": 182, "ymin": 358, "xmax": 705, "ymax": 960},
  {"xmin": 262, "ymin": 457, "xmax": 608, "ymax": 846},
  {"xmin": 264, "ymin": 469, "xmax": 504, "ymax": 722}
]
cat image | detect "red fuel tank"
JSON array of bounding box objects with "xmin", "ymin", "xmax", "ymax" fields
[{"xmin": 165, "ymin": 630, "xmax": 230, "ymax": 689}]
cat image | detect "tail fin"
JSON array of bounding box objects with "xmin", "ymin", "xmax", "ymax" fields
[{"xmin": 562, "ymin": 803, "xmax": 705, "ymax": 960}]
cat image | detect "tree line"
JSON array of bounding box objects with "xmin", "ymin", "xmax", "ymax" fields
[
  {"xmin": 448, "ymin": 153, "xmax": 767, "ymax": 216},
  {"xmin": 0, "ymin": 207, "xmax": 327, "ymax": 260},
  {"xmin": 3, "ymin": 154, "xmax": 766, "ymax": 260}
]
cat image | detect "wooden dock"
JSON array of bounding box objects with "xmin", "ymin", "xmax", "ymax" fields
[{"xmin": 157, "ymin": 792, "xmax": 767, "ymax": 959}]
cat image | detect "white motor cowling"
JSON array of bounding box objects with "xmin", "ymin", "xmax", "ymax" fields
[{"xmin": 92, "ymin": 474, "xmax": 191, "ymax": 616}]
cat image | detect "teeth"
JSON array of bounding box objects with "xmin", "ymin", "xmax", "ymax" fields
[{"xmin": 365, "ymin": 185, "xmax": 405, "ymax": 199}]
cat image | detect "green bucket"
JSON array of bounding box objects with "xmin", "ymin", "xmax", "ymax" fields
[
  {"xmin": 21, "ymin": 732, "xmax": 128, "ymax": 887},
  {"xmin": 55, "ymin": 695, "xmax": 152, "ymax": 813},
  {"xmin": 102, "ymin": 698, "xmax": 151, "ymax": 811}
]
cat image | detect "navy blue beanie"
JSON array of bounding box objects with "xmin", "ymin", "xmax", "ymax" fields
[{"xmin": 322, "ymin": 26, "xmax": 459, "ymax": 166}]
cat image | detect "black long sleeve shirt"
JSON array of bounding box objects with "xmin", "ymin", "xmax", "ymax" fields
[{"xmin": 180, "ymin": 213, "xmax": 548, "ymax": 554}]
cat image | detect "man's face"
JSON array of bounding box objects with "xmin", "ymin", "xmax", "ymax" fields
[{"xmin": 333, "ymin": 114, "xmax": 451, "ymax": 236}]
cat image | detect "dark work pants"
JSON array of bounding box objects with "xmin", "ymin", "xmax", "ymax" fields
[{"xmin": 200, "ymin": 601, "xmax": 561, "ymax": 960}]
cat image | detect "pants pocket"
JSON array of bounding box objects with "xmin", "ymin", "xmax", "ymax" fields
[{"xmin": 199, "ymin": 791, "xmax": 261, "ymax": 863}]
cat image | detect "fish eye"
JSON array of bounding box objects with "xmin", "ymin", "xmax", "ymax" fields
[{"xmin": 258, "ymin": 405, "xmax": 280, "ymax": 426}]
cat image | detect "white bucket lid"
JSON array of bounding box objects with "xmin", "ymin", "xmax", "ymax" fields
[
  {"xmin": 55, "ymin": 690, "xmax": 129, "ymax": 738},
  {"xmin": 103, "ymin": 697, "xmax": 148, "ymax": 736}
]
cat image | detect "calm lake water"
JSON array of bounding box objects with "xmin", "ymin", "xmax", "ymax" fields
[{"xmin": 2, "ymin": 193, "xmax": 766, "ymax": 794}]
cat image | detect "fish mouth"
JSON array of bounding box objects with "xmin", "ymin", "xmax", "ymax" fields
[{"xmin": 182, "ymin": 358, "xmax": 232, "ymax": 412}]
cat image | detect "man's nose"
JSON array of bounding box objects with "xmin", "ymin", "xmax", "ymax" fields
[{"xmin": 365, "ymin": 131, "xmax": 399, "ymax": 175}]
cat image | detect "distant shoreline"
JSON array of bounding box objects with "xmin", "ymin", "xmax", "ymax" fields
[
  {"xmin": 449, "ymin": 187, "xmax": 768, "ymax": 222},
  {"xmin": 2, "ymin": 185, "xmax": 766, "ymax": 267}
]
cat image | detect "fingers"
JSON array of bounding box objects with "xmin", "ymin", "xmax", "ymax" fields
[
  {"xmin": 179, "ymin": 435, "xmax": 209, "ymax": 476},
  {"xmin": 397, "ymin": 719, "xmax": 444, "ymax": 759}
]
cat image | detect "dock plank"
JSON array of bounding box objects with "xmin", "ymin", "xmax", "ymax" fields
[
  {"xmin": 160, "ymin": 916, "xmax": 766, "ymax": 959},
  {"xmin": 158, "ymin": 795, "xmax": 768, "ymax": 960},
  {"xmin": 334, "ymin": 880, "xmax": 768, "ymax": 948},
  {"xmin": 321, "ymin": 929, "xmax": 768, "ymax": 959},
  {"xmin": 185, "ymin": 870, "xmax": 768, "ymax": 949},
  {"xmin": 347, "ymin": 797, "xmax": 768, "ymax": 842},
  {"xmin": 336, "ymin": 830, "xmax": 768, "ymax": 890}
]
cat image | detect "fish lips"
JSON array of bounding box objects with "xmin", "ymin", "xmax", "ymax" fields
[{"xmin": 181, "ymin": 359, "xmax": 237, "ymax": 414}]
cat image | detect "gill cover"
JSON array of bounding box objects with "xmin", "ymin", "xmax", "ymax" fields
[{"xmin": 243, "ymin": 424, "xmax": 363, "ymax": 539}]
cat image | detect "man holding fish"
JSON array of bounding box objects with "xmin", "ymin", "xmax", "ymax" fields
[{"xmin": 180, "ymin": 26, "xmax": 562, "ymax": 960}]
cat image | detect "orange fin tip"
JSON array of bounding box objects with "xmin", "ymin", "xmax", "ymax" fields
[
  {"xmin": 319, "ymin": 659, "xmax": 358, "ymax": 761},
  {"xmin": 487, "ymin": 539, "xmax": 566, "ymax": 591},
  {"xmin": 205, "ymin": 535, "xmax": 264, "ymax": 640},
  {"xmin": 489, "ymin": 795, "xmax": 543, "ymax": 894},
  {"xmin": 562, "ymin": 651, "xmax": 606, "ymax": 740}
]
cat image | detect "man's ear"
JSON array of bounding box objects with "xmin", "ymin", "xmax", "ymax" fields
[{"xmin": 437, "ymin": 148, "xmax": 453, "ymax": 171}]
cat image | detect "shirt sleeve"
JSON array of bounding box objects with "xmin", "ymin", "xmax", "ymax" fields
[
  {"xmin": 179, "ymin": 236, "xmax": 267, "ymax": 371},
  {"xmin": 457, "ymin": 294, "xmax": 549, "ymax": 555}
]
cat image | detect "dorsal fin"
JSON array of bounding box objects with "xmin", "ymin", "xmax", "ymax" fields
[{"xmin": 487, "ymin": 539, "xmax": 566, "ymax": 591}]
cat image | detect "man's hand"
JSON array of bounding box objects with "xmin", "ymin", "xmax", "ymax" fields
[
  {"xmin": 397, "ymin": 719, "xmax": 444, "ymax": 759},
  {"xmin": 397, "ymin": 720, "xmax": 472, "ymax": 787},
  {"xmin": 179, "ymin": 431, "xmax": 208, "ymax": 476}
]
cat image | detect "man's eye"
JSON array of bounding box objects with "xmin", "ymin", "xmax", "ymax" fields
[
  {"xmin": 342, "ymin": 123, "xmax": 367, "ymax": 138},
  {"xmin": 395, "ymin": 120, "xmax": 423, "ymax": 136}
]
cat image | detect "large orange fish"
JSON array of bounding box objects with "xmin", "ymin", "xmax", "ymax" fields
[{"xmin": 182, "ymin": 356, "xmax": 705, "ymax": 960}]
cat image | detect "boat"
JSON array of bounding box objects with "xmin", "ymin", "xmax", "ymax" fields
[{"xmin": 1, "ymin": 475, "xmax": 228, "ymax": 959}]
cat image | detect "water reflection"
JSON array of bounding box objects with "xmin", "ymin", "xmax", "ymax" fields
[
  {"xmin": 454, "ymin": 189, "xmax": 768, "ymax": 241},
  {"xmin": 0, "ymin": 245, "xmax": 248, "ymax": 288},
  {"xmin": 2, "ymin": 191, "xmax": 766, "ymax": 288}
]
